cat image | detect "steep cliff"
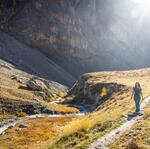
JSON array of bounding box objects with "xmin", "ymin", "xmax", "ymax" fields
[
  {"xmin": 0, "ymin": 31, "xmax": 75, "ymax": 86},
  {"xmin": 0, "ymin": 0, "xmax": 97, "ymax": 79},
  {"xmin": 0, "ymin": 0, "xmax": 150, "ymax": 85}
]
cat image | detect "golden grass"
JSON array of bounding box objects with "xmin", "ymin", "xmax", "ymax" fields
[
  {"xmin": 47, "ymin": 91, "xmax": 131, "ymax": 149},
  {"xmin": 0, "ymin": 70, "xmax": 38, "ymax": 102},
  {"xmin": 58, "ymin": 91, "xmax": 67, "ymax": 98},
  {"xmin": 0, "ymin": 85, "xmax": 36, "ymax": 102},
  {"xmin": 0, "ymin": 91, "xmax": 147, "ymax": 149},
  {"xmin": 1, "ymin": 66, "xmax": 150, "ymax": 148},
  {"xmin": 49, "ymin": 84, "xmax": 150, "ymax": 149},
  {"xmin": 61, "ymin": 90, "xmax": 132, "ymax": 137},
  {"xmin": 0, "ymin": 114, "xmax": 15, "ymax": 122},
  {"xmin": 0, "ymin": 116, "xmax": 76, "ymax": 149},
  {"xmin": 48, "ymin": 103, "xmax": 80, "ymax": 114},
  {"xmin": 110, "ymin": 107, "xmax": 150, "ymax": 149},
  {"xmin": 0, "ymin": 90, "xmax": 131, "ymax": 149},
  {"xmin": 83, "ymin": 68, "xmax": 150, "ymax": 90},
  {"xmin": 50, "ymin": 119, "xmax": 125, "ymax": 149},
  {"xmin": 0, "ymin": 66, "xmax": 71, "ymax": 122}
]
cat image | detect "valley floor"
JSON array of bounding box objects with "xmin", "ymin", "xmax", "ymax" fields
[
  {"xmin": 0, "ymin": 116, "xmax": 76, "ymax": 149},
  {"xmin": 1, "ymin": 59, "xmax": 150, "ymax": 149}
]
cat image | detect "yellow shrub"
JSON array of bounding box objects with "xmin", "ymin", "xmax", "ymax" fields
[{"xmin": 58, "ymin": 91, "xmax": 67, "ymax": 97}]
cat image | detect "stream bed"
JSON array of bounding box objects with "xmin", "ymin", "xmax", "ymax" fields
[{"xmin": 0, "ymin": 113, "xmax": 85, "ymax": 135}]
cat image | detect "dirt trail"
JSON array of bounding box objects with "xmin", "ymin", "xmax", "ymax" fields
[{"xmin": 88, "ymin": 96, "xmax": 150, "ymax": 149}]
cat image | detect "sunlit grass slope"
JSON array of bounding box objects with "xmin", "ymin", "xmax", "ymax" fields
[
  {"xmin": 48, "ymin": 68, "xmax": 150, "ymax": 149},
  {"xmin": 110, "ymin": 107, "xmax": 150, "ymax": 149},
  {"xmin": 0, "ymin": 60, "xmax": 78, "ymax": 121}
]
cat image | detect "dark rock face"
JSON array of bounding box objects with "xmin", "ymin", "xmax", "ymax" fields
[
  {"xmin": 69, "ymin": 74, "xmax": 125, "ymax": 105},
  {"xmin": 0, "ymin": 0, "xmax": 150, "ymax": 85},
  {"xmin": 0, "ymin": 0, "xmax": 96, "ymax": 79},
  {"xmin": 0, "ymin": 97, "xmax": 58, "ymax": 115},
  {"xmin": 0, "ymin": 31, "xmax": 75, "ymax": 86},
  {"xmin": 0, "ymin": 97, "xmax": 44, "ymax": 115}
]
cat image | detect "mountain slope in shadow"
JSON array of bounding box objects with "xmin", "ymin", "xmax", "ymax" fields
[{"xmin": 0, "ymin": 31, "xmax": 75, "ymax": 86}]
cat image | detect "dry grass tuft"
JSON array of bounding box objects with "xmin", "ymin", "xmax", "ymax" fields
[
  {"xmin": 110, "ymin": 107, "xmax": 150, "ymax": 149},
  {"xmin": 48, "ymin": 103, "xmax": 80, "ymax": 114}
]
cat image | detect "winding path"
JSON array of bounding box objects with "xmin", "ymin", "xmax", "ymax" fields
[
  {"xmin": 1, "ymin": 97, "xmax": 150, "ymax": 148},
  {"xmin": 88, "ymin": 96, "xmax": 150, "ymax": 149}
]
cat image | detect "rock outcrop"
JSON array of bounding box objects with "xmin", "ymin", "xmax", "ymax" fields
[
  {"xmin": 69, "ymin": 73, "xmax": 125, "ymax": 105},
  {"xmin": 26, "ymin": 77, "xmax": 68, "ymax": 100},
  {"xmin": 18, "ymin": 123, "xmax": 28, "ymax": 128},
  {"xmin": 26, "ymin": 79, "xmax": 49, "ymax": 91},
  {"xmin": 0, "ymin": 97, "xmax": 44, "ymax": 115}
]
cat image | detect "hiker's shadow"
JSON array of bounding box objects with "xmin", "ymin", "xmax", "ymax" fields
[{"xmin": 126, "ymin": 113, "xmax": 137, "ymax": 121}]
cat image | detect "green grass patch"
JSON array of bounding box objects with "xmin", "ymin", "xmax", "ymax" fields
[{"xmin": 48, "ymin": 118, "xmax": 126, "ymax": 149}]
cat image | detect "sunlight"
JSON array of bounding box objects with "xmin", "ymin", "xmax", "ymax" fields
[{"xmin": 131, "ymin": 0, "xmax": 150, "ymax": 17}]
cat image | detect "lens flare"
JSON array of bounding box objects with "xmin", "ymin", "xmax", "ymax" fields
[{"xmin": 131, "ymin": 0, "xmax": 150, "ymax": 16}]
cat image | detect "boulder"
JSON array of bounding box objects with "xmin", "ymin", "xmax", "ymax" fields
[
  {"xmin": 18, "ymin": 123, "xmax": 28, "ymax": 128},
  {"xmin": 128, "ymin": 130, "xmax": 137, "ymax": 137},
  {"xmin": 16, "ymin": 128, "xmax": 21, "ymax": 132},
  {"xmin": 126, "ymin": 138, "xmax": 139, "ymax": 149},
  {"xmin": 11, "ymin": 75, "xmax": 17, "ymax": 80},
  {"xmin": 26, "ymin": 77, "xmax": 68, "ymax": 95},
  {"xmin": 26, "ymin": 79, "xmax": 48, "ymax": 91},
  {"xmin": 11, "ymin": 75, "xmax": 28, "ymax": 84},
  {"xmin": 25, "ymin": 77, "xmax": 68, "ymax": 101}
]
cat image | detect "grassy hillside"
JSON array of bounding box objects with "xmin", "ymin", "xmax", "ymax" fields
[
  {"xmin": 0, "ymin": 60, "xmax": 78, "ymax": 121},
  {"xmin": 110, "ymin": 107, "xmax": 150, "ymax": 149},
  {"xmin": 0, "ymin": 87, "xmax": 130, "ymax": 149},
  {"xmin": 1, "ymin": 66, "xmax": 150, "ymax": 148},
  {"xmin": 48, "ymin": 69, "xmax": 150, "ymax": 149}
]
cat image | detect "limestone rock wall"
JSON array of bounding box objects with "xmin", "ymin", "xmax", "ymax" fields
[{"xmin": 0, "ymin": 0, "xmax": 150, "ymax": 85}]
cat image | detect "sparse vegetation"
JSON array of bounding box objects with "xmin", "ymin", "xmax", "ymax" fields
[
  {"xmin": 110, "ymin": 107, "xmax": 150, "ymax": 149},
  {"xmin": 0, "ymin": 63, "xmax": 70, "ymax": 119},
  {"xmin": 49, "ymin": 119, "xmax": 125, "ymax": 149},
  {"xmin": 1, "ymin": 62, "xmax": 150, "ymax": 149},
  {"xmin": 48, "ymin": 103, "xmax": 80, "ymax": 114},
  {"xmin": 58, "ymin": 91, "xmax": 67, "ymax": 98},
  {"xmin": 0, "ymin": 114, "xmax": 15, "ymax": 122},
  {"xmin": 47, "ymin": 89, "xmax": 131, "ymax": 149},
  {"xmin": 0, "ymin": 86, "xmax": 131, "ymax": 149},
  {"xmin": 0, "ymin": 116, "xmax": 76, "ymax": 149}
]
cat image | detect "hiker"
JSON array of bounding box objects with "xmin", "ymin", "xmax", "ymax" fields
[{"xmin": 131, "ymin": 82, "xmax": 144, "ymax": 113}]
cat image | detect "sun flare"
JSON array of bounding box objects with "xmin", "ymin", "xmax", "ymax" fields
[{"xmin": 131, "ymin": 0, "xmax": 150, "ymax": 17}]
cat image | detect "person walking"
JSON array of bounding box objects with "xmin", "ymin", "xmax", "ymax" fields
[{"xmin": 131, "ymin": 82, "xmax": 144, "ymax": 114}]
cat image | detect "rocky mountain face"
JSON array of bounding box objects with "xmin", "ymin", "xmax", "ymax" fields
[
  {"xmin": 0, "ymin": 0, "xmax": 150, "ymax": 85},
  {"xmin": 0, "ymin": 31, "xmax": 75, "ymax": 86}
]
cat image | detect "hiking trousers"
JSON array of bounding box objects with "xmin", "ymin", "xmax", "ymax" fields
[{"xmin": 134, "ymin": 96, "xmax": 140, "ymax": 112}]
